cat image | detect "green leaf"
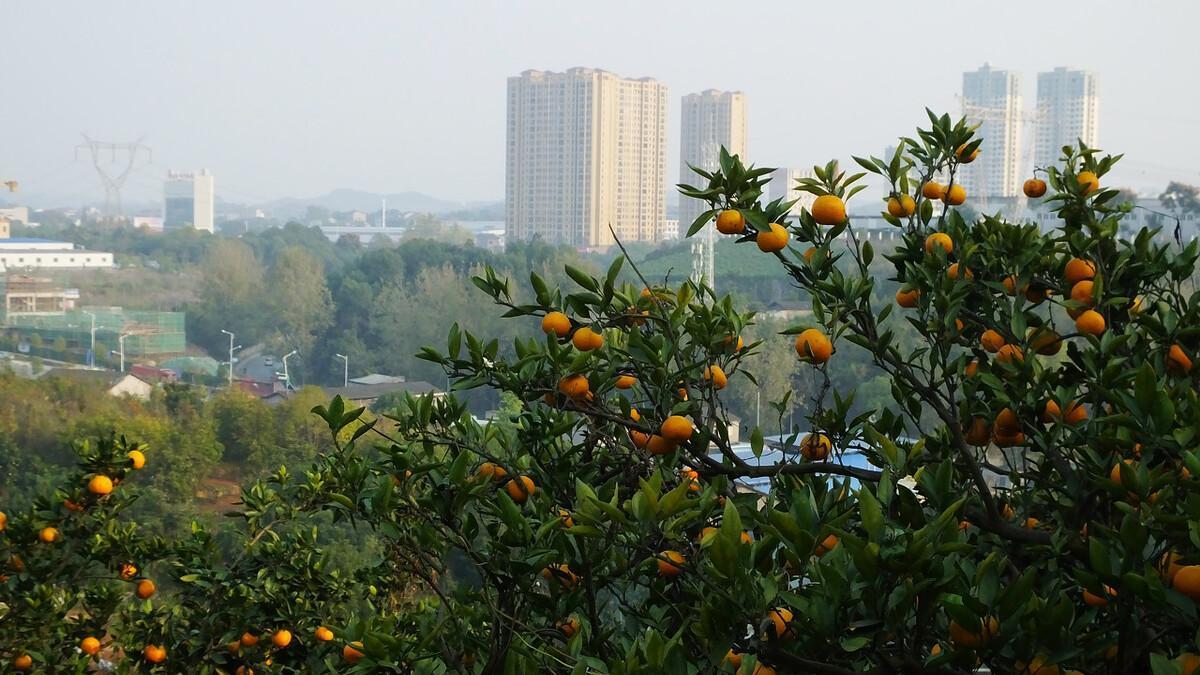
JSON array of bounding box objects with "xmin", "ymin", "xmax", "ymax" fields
[
  {"xmin": 751, "ymin": 427, "xmax": 764, "ymax": 458},
  {"xmin": 1135, "ymin": 362, "xmax": 1157, "ymax": 414},
  {"xmin": 858, "ymin": 488, "xmax": 883, "ymax": 542}
]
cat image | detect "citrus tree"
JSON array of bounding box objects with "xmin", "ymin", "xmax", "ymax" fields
[{"xmin": 4, "ymin": 111, "xmax": 1200, "ymax": 675}]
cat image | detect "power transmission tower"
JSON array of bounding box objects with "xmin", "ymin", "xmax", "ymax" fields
[{"xmin": 75, "ymin": 135, "xmax": 152, "ymax": 220}]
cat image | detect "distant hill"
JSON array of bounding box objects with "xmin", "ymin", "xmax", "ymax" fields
[{"xmin": 263, "ymin": 189, "xmax": 501, "ymax": 217}]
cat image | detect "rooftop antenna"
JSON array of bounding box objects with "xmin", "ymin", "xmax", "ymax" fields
[{"xmin": 75, "ymin": 134, "xmax": 152, "ymax": 220}]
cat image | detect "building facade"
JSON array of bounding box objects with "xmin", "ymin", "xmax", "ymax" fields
[
  {"xmin": 1035, "ymin": 67, "xmax": 1099, "ymax": 169},
  {"xmin": 163, "ymin": 170, "xmax": 215, "ymax": 233},
  {"xmin": 961, "ymin": 64, "xmax": 1023, "ymax": 200},
  {"xmin": 678, "ymin": 90, "xmax": 747, "ymax": 235},
  {"xmin": 506, "ymin": 68, "xmax": 668, "ymax": 248},
  {"xmin": 0, "ymin": 238, "xmax": 114, "ymax": 272},
  {"xmin": 769, "ymin": 168, "xmax": 816, "ymax": 218}
]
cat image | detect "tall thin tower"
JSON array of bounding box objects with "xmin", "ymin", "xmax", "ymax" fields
[{"xmin": 75, "ymin": 135, "xmax": 152, "ymax": 219}]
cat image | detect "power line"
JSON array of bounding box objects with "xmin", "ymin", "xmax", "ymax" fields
[{"xmin": 75, "ymin": 135, "xmax": 152, "ymax": 219}]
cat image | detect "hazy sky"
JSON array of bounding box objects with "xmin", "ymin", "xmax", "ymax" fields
[{"xmin": 6, "ymin": 0, "xmax": 1199, "ymax": 205}]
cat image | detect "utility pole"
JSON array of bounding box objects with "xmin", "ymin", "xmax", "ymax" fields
[
  {"xmin": 82, "ymin": 311, "xmax": 96, "ymax": 368},
  {"xmin": 117, "ymin": 334, "xmax": 129, "ymax": 372},
  {"xmin": 282, "ymin": 350, "xmax": 298, "ymax": 391},
  {"xmin": 75, "ymin": 135, "xmax": 152, "ymax": 220},
  {"xmin": 335, "ymin": 353, "xmax": 348, "ymax": 387},
  {"xmin": 220, "ymin": 329, "xmax": 236, "ymax": 387}
]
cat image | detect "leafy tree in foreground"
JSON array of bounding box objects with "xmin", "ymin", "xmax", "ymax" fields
[{"xmin": 3, "ymin": 112, "xmax": 1200, "ymax": 675}]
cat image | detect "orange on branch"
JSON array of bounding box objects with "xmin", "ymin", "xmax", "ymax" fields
[
  {"xmin": 715, "ymin": 209, "xmax": 746, "ymax": 235},
  {"xmin": 795, "ymin": 328, "xmax": 833, "ymax": 363},
  {"xmin": 756, "ymin": 223, "xmax": 790, "ymax": 252},
  {"xmin": 506, "ymin": 475, "xmax": 536, "ymax": 503},
  {"xmin": 541, "ymin": 311, "xmax": 572, "ymax": 337},
  {"xmin": 924, "ymin": 232, "xmax": 953, "ymax": 255},
  {"xmin": 811, "ymin": 194, "xmax": 846, "ymax": 225}
]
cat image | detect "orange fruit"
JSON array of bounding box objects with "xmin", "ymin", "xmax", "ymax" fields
[
  {"xmin": 557, "ymin": 374, "xmax": 589, "ymax": 400},
  {"xmin": 944, "ymin": 184, "xmax": 967, "ymax": 205},
  {"xmin": 314, "ymin": 626, "xmax": 334, "ymax": 642},
  {"xmin": 1168, "ymin": 344, "xmax": 1193, "ymax": 375},
  {"xmin": 506, "ymin": 475, "xmax": 536, "ymax": 503},
  {"xmin": 660, "ymin": 416, "xmax": 693, "ymax": 443},
  {"xmin": 811, "ymin": 195, "xmax": 846, "ymax": 225},
  {"xmin": 1043, "ymin": 400, "xmax": 1086, "ymax": 426},
  {"xmin": 272, "ymin": 629, "xmax": 292, "ymax": 648},
  {"xmin": 800, "ymin": 433, "xmax": 831, "ymax": 461},
  {"xmin": 571, "ymin": 327, "xmax": 604, "ymax": 351},
  {"xmin": 965, "ymin": 417, "xmax": 991, "ymax": 446},
  {"xmin": 1174, "ymin": 566, "xmax": 1200, "ymax": 601},
  {"xmin": 1002, "ymin": 275, "xmax": 1018, "ymax": 295},
  {"xmin": 949, "ymin": 616, "xmax": 998, "ymax": 648},
  {"xmin": 965, "ymin": 359, "xmax": 980, "ymax": 377},
  {"xmin": 476, "ymin": 462, "xmax": 507, "ymax": 483},
  {"xmin": 13, "ymin": 655, "xmax": 31, "ymax": 671},
  {"xmin": 1075, "ymin": 310, "xmax": 1106, "ymax": 336},
  {"xmin": 1023, "ymin": 178, "xmax": 1047, "ymax": 198},
  {"xmin": 1023, "ymin": 517, "xmax": 1040, "ymax": 529},
  {"xmin": 557, "ymin": 616, "xmax": 581, "ymax": 638},
  {"xmin": 240, "ymin": 632, "xmax": 259, "ymax": 647},
  {"xmin": 931, "ymin": 643, "xmax": 943, "ymax": 656},
  {"xmin": 1083, "ymin": 585, "xmax": 1115, "ymax": 607},
  {"xmin": 924, "ymin": 232, "xmax": 953, "ymax": 255},
  {"xmin": 1063, "ymin": 258, "xmax": 1096, "ymax": 285},
  {"xmin": 343, "ymin": 642, "xmax": 364, "ymax": 663},
  {"xmin": 956, "ymin": 144, "xmax": 980, "ymax": 163},
  {"xmin": 629, "ymin": 429, "xmax": 650, "ymax": 448},
  {"xmin": 136, "ymin": 579, "xmax": 156, "ymax": 599},
  {"xmin": 0, "ymin": 511, "xmax": 6, "ymax": 531},
  {"xmin": 646, "ymin": 433, "xmax": 678, "ymax": 455},
  {"xmin": 81, "ymin": 636, "xmax": 101, "ymax": 655},
  {"xmin": 716, "ymin": 209, "xmax": 746, "ymax": 235},
  {"xmin": 980, "ymin": 329, "xmax": 1006, "ymax": 353},
  {"xmin": 88, "ymin": 475, "xmax": 114, "ymax": 495},
  {"xmin": 768, "ymin": 607, "xmax": 794, "ymax": 639},
  {"xmin": 541, "ymin": 563, "xmax": 578, "ymax": 588},
  {"xmin": 127, "ymin": 449, "xmax": 146, "ymax": 469},
  {"xmin": 996, "ymin": 344, "xmax": 1024, "ymax": 366},
  {"xmin": 922, "ymin": 181, "xmax": 945, "ymax": 200},
  {"xmin": 1070, "ymin": 280, "xmax": 1095, "ymax": 306},
  {"xmin": 39, "ymin": 527, "xmax": 58, "ymax": 543},
  {"xmin": 886, "ymin": 196, "xmax": 908, "ymax": 218},
  {"xmin": 1077, "ymin": 171, "xmax": 1100, "ymax": 195},
  {"xmin": 994, "ymin": 408, "xmax": 1020, "ymax": 435},
  {"xmin": 724, "ymin": 649, "xmax": 744, "ymax": 668},
  {"xmin": 795, "ymin": 328, "xmax": 833, "ymax": 363},
  {"xmin": 557, "ymin": 508, "xmax": 575, "ymax": 527},
  {"xmin": 144, "ymin": 645, "xmax": 167, "ymax": 664},
  {"xmin": 946, "ymin": 263, "xmax": 973, "ymax": 281},
  {"xmin": 1180, "ymin": 653, "xmax": 1200, "ymax": 675},
  {"xmin": 894, "ymin": 287, "xmax": 919, "ymax": 308},
  {"xmin": 756, "ymin": 223, "xmax": 790, "ymax": 252},
  {"xmin": 816, "ymin": 534, "xmax": 839, "ymax": 556},
  {"xmin": 657, "ymin": 550, "xmax": 686, "ymax": 577},
  {"xmin": 704, "ymin": 365, "xmax": 728, "ymax": 390},
  {"xmin": 1029, "ymin": 328, "xmax": 1062, "ymax": 356},
  {"xmin": 615, "ymin": 374, "xmax": 637, "ymax": 389},
  {"xmin": 541, "ymin": 311, "xmax": 571, "ymax": 337}
]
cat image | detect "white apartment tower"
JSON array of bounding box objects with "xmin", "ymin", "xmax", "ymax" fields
[
  {"xmin": 505, "ymin": 68, "xmax": 668, "ymax": 248},
  {"xmin": 960, "ymin": 64, "xmax": 1023, "ymax": 200},
  {"xmin": 678, "ymin": 90, "xmax": 747, "ymax": 235},
  {"xmin": 1035, "ymin": 67, "xmax": 1099, "ymax": 169},
  {"xmin": 769, "ymin": 168, "xmax": 815, "ymax": 218},
  {"xmin": 163, "ymin": 170, "xmax": 215, "ymax": 233}
]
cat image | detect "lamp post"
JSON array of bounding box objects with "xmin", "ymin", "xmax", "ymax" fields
[
  {"xmin": 282, "ymin": 350, "xmax": 298, "ymax": 391},
  {"xmin": 335, "ymin": 353, "xmax": 348, "ymax": 388},
  {"xmin": 82, "ymin": 311, "xmax": 96, "ymax": 368},
  {"xmin": 117, "ymin": 334, "xmax": 129, "ymax": 372},
  {"xmin": 220, "ymin": 330, "xmax": 237, "ymax": 387}
]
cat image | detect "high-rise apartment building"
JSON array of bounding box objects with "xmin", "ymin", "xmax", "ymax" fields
[
  {"xmin": 678, "ymin": 90, "xmax": 747, "ymax": 234},
  {"xmin": 505, "ymin": 68, "xmax": 668, "ymax": 248},
  {"xmin": 769, "ymin": 167, "xmax": 815, "ymax": 218},
  {"xmin": 1035, "ymin": 67, "xmax": 1099, "ymax": 170},
  {"xmin": 163, "ymin": 170, "xmax": 214, "ymax": 233},
  {"xmin": 960, "ymin": 64, "xmax": 1023, "ymax": 200}
]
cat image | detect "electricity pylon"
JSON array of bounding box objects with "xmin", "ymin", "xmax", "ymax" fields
[{"xmin": 75, "ymin": 135, "xmax": 152, "ymax": 219}]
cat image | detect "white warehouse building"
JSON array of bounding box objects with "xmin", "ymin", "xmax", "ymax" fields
[{"xmin": 0, "ymin": 238, "xmax": 114, "ymax": 272}]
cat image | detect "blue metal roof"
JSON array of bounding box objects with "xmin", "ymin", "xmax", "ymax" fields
[{"xmin": 2, "ymin": 238, "xmax": 60, "ymax": 244}]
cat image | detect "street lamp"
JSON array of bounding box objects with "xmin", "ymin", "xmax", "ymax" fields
[
  {"xmin": 116, "ymin": 334, "xmax": 129, "ymax": 372},
  {"xmin": 220, "ymin": 330, "xmax": 240, "ymax": 387},
  {"xmin": 82, "ymin": 311, "xmax": 96, "ymax": 368},
  {"xmin": 281, "ymin": 350, "xmax": 298, "ymax": 391},
  {"xmin": 335, "ymin": 353, "xmax": 348, "ymax": 388}
]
